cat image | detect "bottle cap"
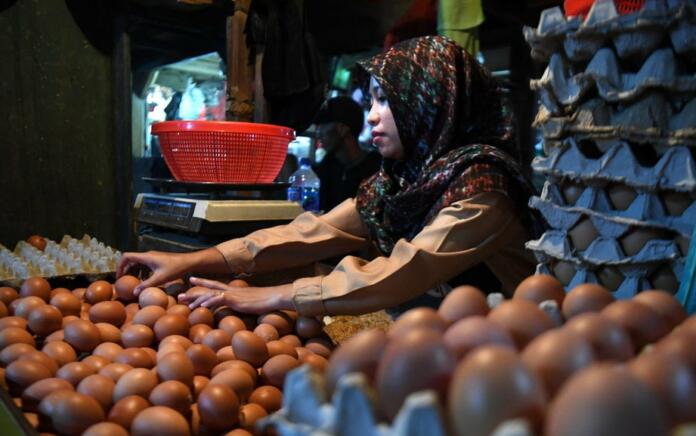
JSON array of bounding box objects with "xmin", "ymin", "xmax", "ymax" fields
[{"xmin": 299, "ymin": 157, "xmax": 312, "ymax": 167}]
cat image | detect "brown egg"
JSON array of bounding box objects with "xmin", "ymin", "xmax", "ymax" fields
[
  {"xmin": 20, "ymin": 277, "xmax": 51, "ymax": 302},
  {"xmin": 295, "ymin": 316, "xmax": 324, "ymax": 338},
  {"xmin": 72, "ymin": 287, "xmax": 86, "ymax": 299},
  {"xmin": 18, "ymin": 350, "xmax": 59, "ymax": 375},
  {"xmin": 188, "ymin": 307, "xmax": 214, "ymax": 327},
  {"xmin": 254, "ymin": 323, "xmax": 280, "ymax": 343},
  {"xmin": 606, "ymin": 183, "xmax": 637, "ymax": 210},
  {"xmin": 0, "ymin": 326, "xmax": 35, "ymax": 348},
  {"xmin": 50, "ymin": 286, "xmax": 71, "ymax": 297},
  {"xmin": 448, "ymin": 346, "xmax": 546, "ymax": 436},
  {"xmin": 202, "ymin": 329, "xmax": 232, "ymax": 352},
  {"xmin": 63, "ymin": 319, "xmax": 101, "ymax": 352},
  {"xmin": 596, "ymin": 266, "xmax": 625, "ymax": 292},
  {"xmin": 218, "ymin": 308, "xmax": 257, "ymax": 330},
  {"xmin": 114, "ymin": 275, "xmax": 140, "ymax": 302},
  {"xmin": 122, "ymin": 324, "xmax": 154, "ymax": 348},
  {"xmin": 138, "ymin": 287, "xmax": 169, "ymax": 309},
  {"xmin": 38, "ymin": 389, "xmax": 75, "ymax": 428},
  {"xmin": 167, "ymin": 304, "xmax": 190, "ymax": 318},
  {"xmin": 27, "ymin": 305, "xmax": 63, "ymax": 336},
  {"xmin": 561, "ymin": 178, "xmax": 584, "ymax": 205},
  {"xmin": 281, "ymin": 334, "xmax": 303, "ymax": 348},
  {"xmin": 568, "ymin": 217, "xmax": 598, "ymax": 251},
  {"xmin": 45, "ymin": 329, "xmax": 65, "ymax": 343},
  {"xmin": 0, "ymin": 300, "xmax": 6, "ymax": 318},
  {"xmin": 50, "ymin": 292, "xmax": 81, "ymax": 316},
  {"xmin": 13, "ymin": 296, "xmax": 46, "ymax": 318},
  {"xmin": 108, "ymin": 394, "xmax": 151, "ymax": 428},
  {"xmin": 193, "ymin": 375, "xmax": 209, "ymax": 400},
  {"xmin": 51, "ymin": 391, "xmax": 106, "ymax": 435},
  {"xmin": 553, "ymin": 260, "xmax": 578, "ymax": 285},
  {"xmin": 186, "ymin": 344, "xmax": 218, "ymax": 376},
  {"xmin": 301, "ymin": 353, "xmax": 329, "ymax": 372},
  {"xmin": 158, "ymin": 343, "xmax": 186, "ymax": 361},
  {"xmin": 564, "ymin": 313, "xmax": 634, "ymax": 361},
  {"xmin": 0, "ymin": 286, "xmax": 19, "ymax": 305},
  {"xmin": 95, "ymin": 323, "xmax": 122, "ymax": 343},
  {"xmin": 437, "ymin": 285, "xmax": 489, "ymax": 324},
  {"xmin": 633, "ymin": 290, "xmax": 687, "ymax": 330},
  {"xmin": 57, "ymin": 361, "xmax": 96, "ymax": 386},
  {"xmin": 92, "ymin": 342, "xmax": 124, "ymax": 362},
  {"xmin": 620, "ymin": 227, "xmax": 671, "ymax": 257},
  {"xmin": 62, "ymin": 315, "xmax": 80, "ymax": 328},
  {"xmin": 83, "ymin": 422, "xmax": 129, "ymax": 436},
  {"xmin": 601, "ymin": 300, "xmax": 669, "ymax": 349},
  {"xmin": 267, "ymin": 340, "xmax": 299, "ymax": 358},
  {"xmin": 83, "ymin": 355, "xmax": 111, "ymax": 372},
  {"xmin": 258, "ymin": 311, "xmax": 294, "ymax": 336},
  {"xmin": 307, "ymin": 338, "xmax": 334, "ymax": 359},
  {"xmin": 157, "ymin": 352, "xmax": 195, "ymax": 387},
  {"xmin": 630, "ymin": 350, "xmax": 696, "ymax": 425},
  {"xmin": 167, "ymin": 295, "xmax": 177, "ymax": 308},
  {"xmin": 210, "ymin": 368, "xmax": 255, "ymax": 401},
  {"xmin": 26, "ymin": 235, "xmax": 47, "ymax": 250},
  {"xmin": 130, "ymin": 306, "xmax": 165, "ymax": 328},
  {"xmin": 442, "ymin": 316, "xmax": 516, "ymax": 360},
  {"xmin": 232, "ymin": 331, "xmax": 269, "ymax": 367},
  {"xmin": 217, "ymin": 345, "xmax": 236, "ymax": 362},
  {"xmin": 159, "ymin": 334, "xmax": 193, "ymax": 350},
  {"xmin": 388, "ymin": 307, "xmax": 447, "ymax": 339},
  {"xmin": 214, "ymin": 360, "xmax": 257, "ymax": 384},
  {"xmin": 655, "ymin": 330, "xmax": 696, "ymax": 372},
  {"xmin": 89, "ymin": 301, "xmax": 127, "ymax": 327},
  {"xmin": 99, "ymin": 363, "xmax": 133, "ymax": 382},
  {"xmin": 189, "ymin": 324, "xmax": 213, "ymax": 343},
  {"xmin": 113, "ymin": 368, "xmax": 158, "ymax": 402},
  {"xmin": 42, "ymin": 341, "xmax": 77, "ymax": 366},
  {"xmin": 219, "ymin": 316, "xmax": 247, "ymax": 337},
  {"xmin": 487, "ymin": 299, "xmax": 555, "ymax": 349},
  {"xmin": 77, "ymin": 374, "xmax": 115, "ymax": 410},
  {"xmin": 81, "ymin": 302, "xmax": 92, "ymax": 319},
  {"xmin": 326, "ymin": 328, "xmax": 388, "ymax": 393},
  {"xmin": 240, "ymin": 403, "xmax": 268, "ymax": 432},
  {"xmin": 0, "ymin": 342, "xmax": 36, "ymax": 366},
  {"xmin": 86, "ymin": 280, "xmax": 113, "ymax": 304},
  {"xmin": 546, "ymin": 364, "xmax": 669, "ymax": 436},
  {"xmin": 514, "ymin": 274, "xmax": 566, "ymax": 307},
  {"xmin": 131, "ymin": 406, "xmax": 190, "ymax": 436},
  {"xmin": 149, "ymin": 380, "xmax": 192, "ymax": 416},
  {"xmin": 249, "ymin": 385, "xmax": 283, "ymax": 413},
  {"xmin": 228, "ymin": 279, "xmax": 249, "ymax": 288},
  {"xmin": 5, "ymin": 359, "xmax": 52, "ymax": 395},
  {"xmin": 153, "ymin": 314, "xmax": 190, "ymax": 341},
  {"xmin": 562, "ymin": 283, "xmax": 615, "ymax": 320},
  {"xmin": 21, "ymin": 378, "xmax": 74, "ymax": 413},
  {"xmin": 198, "ymin": 384, "xmax": 240, "ymax": 432},
  {"xmin": 521, "ymin": 329, "xmax": 595, "ymax": 397},
  {"xmin": 0, "ymin": 315, "xmax": 28, "ymax": 330},
  {"xmin": 376, "ymin": 328, "xmax": 456, "ymax": 420},
  {"xmin": 115, "ymin": 348, "xmax": 153, "ymax": 368}
]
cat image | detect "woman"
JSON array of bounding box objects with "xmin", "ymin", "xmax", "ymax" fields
[{"xmin": 118, "ymin": 36, "xmax": 540, "ymax": 317}]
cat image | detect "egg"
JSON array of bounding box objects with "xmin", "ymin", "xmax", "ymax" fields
[
  {"xmin": 63, "ymin": 319, "xmax": 101, "ymax": 352},
  {"xmin": 27, "ymin": 305, "xmax": 62, "ymax": 336},
  {"xmin": 83, "ymin": 422, "xmax": 129, "ymax": 436},
  {"xmin": 304, "ymin": 337, "xmax": 334, "ymax": 359},
  {"xmin": 114, "ymin": 275, "xmax": 141, "ymax": 302},
  {"xmin": 376, "ymin": 328, "xmax": 456, "ymax": 420},
  {"xmin": 0, "ymin": 286, "xmax": 19, "ymax": 305},
  {"xmin": 186, "ymin": 344, "xmax": 218, "ymax": 376},
  {"xmin": 601, "ymin": 300, "xmax": 669, "ymax": 349},
  {"xmin": 50, "ymin": 292, "xmax": 81, "ymax": 316},
  {"xmin": 20, "ymin": 277, "xmax": 51, "ymax": 302},
  {"xmin": 131, "ymin": 406, "xmax": 191, "ymax": 436},
  {"xmin": 487, "ymin": 299, "xmax": 555, "ymax": 349},
  {"xmin": 72, "ymin": 287, "xmax": 86, "ymax": 299},
  {"xmin": 301, "ymin": 353, "xmax": 329, "ymax": 372},
  {"xmin": 513, "ymin": 274, "xmax": 566, "ymax": 307},
  {"xmin": 188, "ymin": 307, "xmax": 214, "ymax": 327},
  {"xmin": 153, "ymin": 314, "xmax": 190, "ymax": 341},
  {"xmin": 620, "ymin": 227, "xmax": 671, "ymax": 257},
  {"xmin": 37, "ymin": 389, "xmax": 75, "ymax": 430},
  {"xmin": 606, "ymin": 183, "xmax": 637, "ymax": 211},
  {"xmin": 13, "ymin": 296, "xmax": 46, "ymax": 318},
  {"xmin": 77, "ymin": 374, "xmax": 115, "ymax": 410},
  {"xmin": 295, "ymin": 316, "xmax": 324, "ymax": 338},
  {"xmin": 85, "ymin": 280, "xmax": 114, "ymax": 304},
  {"xmin": 42, "ymin": 341, "xmax": 77, "ymax": 366},
  {"xmin": 189, "ymin": 324, "xmax": 213, "ymax": 343},
  {"xmin": 210, "ymin": 368, "xmax": 256, "ymax": 401},
  {"xmin": 564, "ymin": 313, "xmax": 634, "ymax": 361},
  {"xmin": 52, "ymin": 392, "xmax": 106, "ymax": 435},
  {"xmin": 253, "ymin": 323, "xmax": 279, "ymax": 342},
  {"xmin": 122, "ymin": 324, "xmax": 155, "ymax": 348},
  {"xmin": 0, "ymin": 301, "xmax": 7, "ymax": 318},
  {"xmin": 91, "ymin": 342, "xmax": 122, "ymax": 362},
  {"xmin": 99, "ymin": 362, "xmax": 133, "ymax": 382},
  {"xmin": 448, "ymin": 346, "xmax": 546, "ymax": 436},
  {"xmin": 95, "ymin": 322, "xmax": 122, "ymax": 343},
  {"xmin": 149, "ymin": 380, "xmax": 193, "ymax": 416},
  {"xmin": 0, "ymin": 315, "xmax": 28, "ymax": 330},
  {"xmin": 138, "ymin": 287, "xmax": 169, "ymax": 309},
  {"xmin": 261, "ymin": 354, "xmax": 300, "ymax": 388},
  {"xmin": 552, "ymin": 260, "xmax": 577, "ymax": 285},
  {"xmin": 258, "ymin": 311, "xmax": 294, "ymax": 336},
  {"xmin": 596, "ymin": 266, "xmax": 625, "ymax": 292},
  {"xmin": 633, "ymin": 290, "xmax": 687, "ymax": 330},
  {"xmin": 326, "ymin": 328, "xmax": 388, "ymax": 393},
  {"xmin": 296, "ymin": 347, "xmax": 313, "ymax": 361},
  {"xmin": 132, "ymin": 306, "xmax": 166, "ymax": 328},
  {"xmin": 159, "ymin": 334, "xmax": 193, "ymax": 350},
  {"xmin": 214, "ymin": 359, "xmax": 257, "ymax": 383},
  {"xmin": 546, "ymin": 364, "xmax": 669, "ymax": 436},
  {"xmin": 193, "ymin": 375, "xmax": 209, "ymax": 399},
  {"xmin": 561, "ymin": 283, "xmax": 615, "ymax": 319},
  {"xmin": 83, "ymin": 355, "xmax": 111, "ymax": 372},
  {"xmin": 89, "ymin": 301, "xmax": 127, "ymax": 327},
  {"xmin": 0, "ymin": 342, "xmax": 36, "ymax": 366},
  {"xmin": 389, "ymin": 307, "xmax": 447, "ymax": 339},
  {"xmin": 267, "ymin": 340, "xmax": 299, "ymax": 358},
  {"xmin": 57, "ymin": 361, "xmax": 96, "ymax": 386},
  {"xmin": 157, "ymin": 352, "xmax": 195, "ymax": 387},
  {"xmin": 561, "ymin": 178, "xmax": 584, "ymax": 205},
  {"xmin": 279, "ymin": 334, "xmax": 302, "ymax": 348},
  {"xmin": 18, "ymin": 350, "xmax": 59, "ymax": 375},
  {"xmin": 437, "ymin": 285, "xmax": 489, "ymax": 324},
  {"xmin": 158, "ymin": 343, "xmax": 186, "ymax": 361},
  {"xmin": 62, "ymin": 315, "xmax": 80, "ymax": 328},
  {"xmin": 45, "ymin": 329, "xmax": 65, "ymax": 342},
  {"xmin": 240, "ymin": 403, "xmax": 268, "ymax": 432},
  {"xmin": 443, "ymin": 316, "xmax": 516, "ymax": 359},
  {"xmin": 198, "ymin": 384, "xmax": 240, "ymax": 431},
  {"xmin": 108, "ymin": 395, "xmax": 151, "ymax": 429},
  {"xmin": 232, "ymin": 331, "xmax": 269, "ymax": 367},
  {"xmin": 0, "ymin": 326, "xmax": 35, "ymax": 348},
  {"xmin": 216, "ymin": 317, "xmax": 245, "ymax": 339},
  {"xmin": 26, "ymin": 235, "xmax": 47, "ymax": 250},
  {"xmin": 113, "ymin": 368, "xmax": 158, "ymax": 402},
  {"xmin": 654, "ymin": 332, "xmax": 696, "ymax": 374},
  {"xmin": 21, "ymin": 377, "xmax": 74, "ymax": 413},
  {"xmin": 521, "ymin": 329, "xmax": 595, "ymax": 397},
  {"xmin": 249, "ymin": 385, "xmax": 283, "ymax": 413},
  {"xmin": 115, "ymin": 348, "xmax": 153, "ymax": 368}
]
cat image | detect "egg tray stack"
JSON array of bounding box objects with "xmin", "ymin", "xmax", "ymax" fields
[{"xmin": 523, "ymin": 0, "xmax": 696, "ymax": 299}]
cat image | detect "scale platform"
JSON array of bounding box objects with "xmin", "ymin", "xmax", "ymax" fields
[{"xmin": 134, "ymin": 178, "xmax": 305, "ymax": 252}]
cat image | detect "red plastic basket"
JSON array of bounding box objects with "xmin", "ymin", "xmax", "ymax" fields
[
  {"xmin": 152, "ymin": 121, "xmax": 295, "ymax": 184},
  {"xmin": 564, "ymin": 0, "xmax": 645, "ymax": 17}
]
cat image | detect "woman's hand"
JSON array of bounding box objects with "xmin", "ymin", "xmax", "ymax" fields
[
  {"xmin": 117, "ymin": 251, "xmax": 194, "ymax": 295},
  {"xmin": 179, "ymin": 277, "xmax": 294, "ymax": 315}
]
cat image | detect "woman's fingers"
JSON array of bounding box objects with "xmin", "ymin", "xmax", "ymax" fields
[
  {"xmin": 189, "ymin": 277, "xmax": 230, "ymax": 291},
  {"xmin": 188, "ymin": 292, "xmax": 219, "ymax": 309},
  {"xmin": 201, "ymin": 295, "xmax": 225, "ymax": 309},
  {"xmin": 134, "ymin": 271, "xmax": 165, "ymax": 295}
]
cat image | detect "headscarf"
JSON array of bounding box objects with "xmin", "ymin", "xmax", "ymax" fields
[{"xmin": 355, "ymin": 35, "xmax": 538, "ymax": 255}]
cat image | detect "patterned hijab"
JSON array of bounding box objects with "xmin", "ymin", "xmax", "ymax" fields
[{"xmin": 355, "ymin": 35, "xmax": 538, "ymax": 255}]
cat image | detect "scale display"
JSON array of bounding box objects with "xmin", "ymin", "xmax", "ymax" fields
[{"xmin": 137, "ymin": 197, "xmax": 196, "ymax": 229}]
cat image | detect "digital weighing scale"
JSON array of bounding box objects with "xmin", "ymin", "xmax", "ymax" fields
[{"xmin": 134, "ymin": 178, "xmax": 304, "ymax": 252}]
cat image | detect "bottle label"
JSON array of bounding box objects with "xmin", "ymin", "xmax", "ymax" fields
[{"xmin": 288, "ymin": 187, "xmax": 320, "ymax": 212}]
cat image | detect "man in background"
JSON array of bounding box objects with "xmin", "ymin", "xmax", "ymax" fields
[{"xmin": 313, "ymin": 96, "xmax": 382, "ymax": 211}]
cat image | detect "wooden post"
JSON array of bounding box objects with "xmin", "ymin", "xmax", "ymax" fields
[{"xmin": 226, "ymin": 0, "xmax": 254, "ymax": 121}]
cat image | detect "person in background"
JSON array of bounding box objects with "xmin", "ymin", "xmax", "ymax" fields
[
  {"xmin": 118, "ymin": 36, "xmax": 541, "ymax": 318},
  {"xmin": 313, "ymin": 96, "xmax": 382, "ymax": 211}
]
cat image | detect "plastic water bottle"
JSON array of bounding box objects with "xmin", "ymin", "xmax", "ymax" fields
[{"xmin": 287, "ymin": 157, "xmax": 321, "ymax": 213}]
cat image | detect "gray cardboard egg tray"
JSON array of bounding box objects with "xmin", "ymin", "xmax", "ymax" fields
[
  {"xmin": 531, "ymin": 47, "xmax": 696, "ymax": 114},
  {"xmin": 535, "ymin": 91, "xmax": 696, "ymax": 145},
  {"xmin": 524, "ymin": 0, "xmax": 696, "ymax": 62}
]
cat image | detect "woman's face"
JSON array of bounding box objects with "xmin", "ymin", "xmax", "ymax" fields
[{"xmin": 367, "ymin": 77, "xmax": 404, "ymax": 160}]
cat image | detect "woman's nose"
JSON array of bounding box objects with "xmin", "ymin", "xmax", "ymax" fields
[{"xmin": 366, "ymin": 104, "xmax": 379, "ymax": 126}]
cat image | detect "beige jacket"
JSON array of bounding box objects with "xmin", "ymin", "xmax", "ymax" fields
[{"xmin": 216, "ymin": 191, "xmax": 536, "ymax": 316}]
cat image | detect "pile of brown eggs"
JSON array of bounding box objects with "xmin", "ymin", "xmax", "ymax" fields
[
  {"xmin": 322, "ymin": 275, "xmax": 696, "ymax": 436},
  {"xmin": 0, "ymin": 276, "xmax": 333, "ymax": 435}
]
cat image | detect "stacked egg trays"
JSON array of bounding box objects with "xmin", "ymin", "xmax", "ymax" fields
[
  {"xmin": 0, "ymin": 275, "xmax": 335, "ymax": 435},
  {"xmin": 259, "ymin": 280, "xmax": 696, "ymax": 436},
  {"xmin": 523, "ymin": 0, "xmax": 696, "ymax": 298}
]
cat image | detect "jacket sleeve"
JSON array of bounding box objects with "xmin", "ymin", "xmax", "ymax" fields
[
  {"xmin": 291, "ymin": 191, "xmax": 521, "ymax": 316},
  {"xmin": 215, "ymin": 198, "xmax": 369, "ymax": 275}
]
